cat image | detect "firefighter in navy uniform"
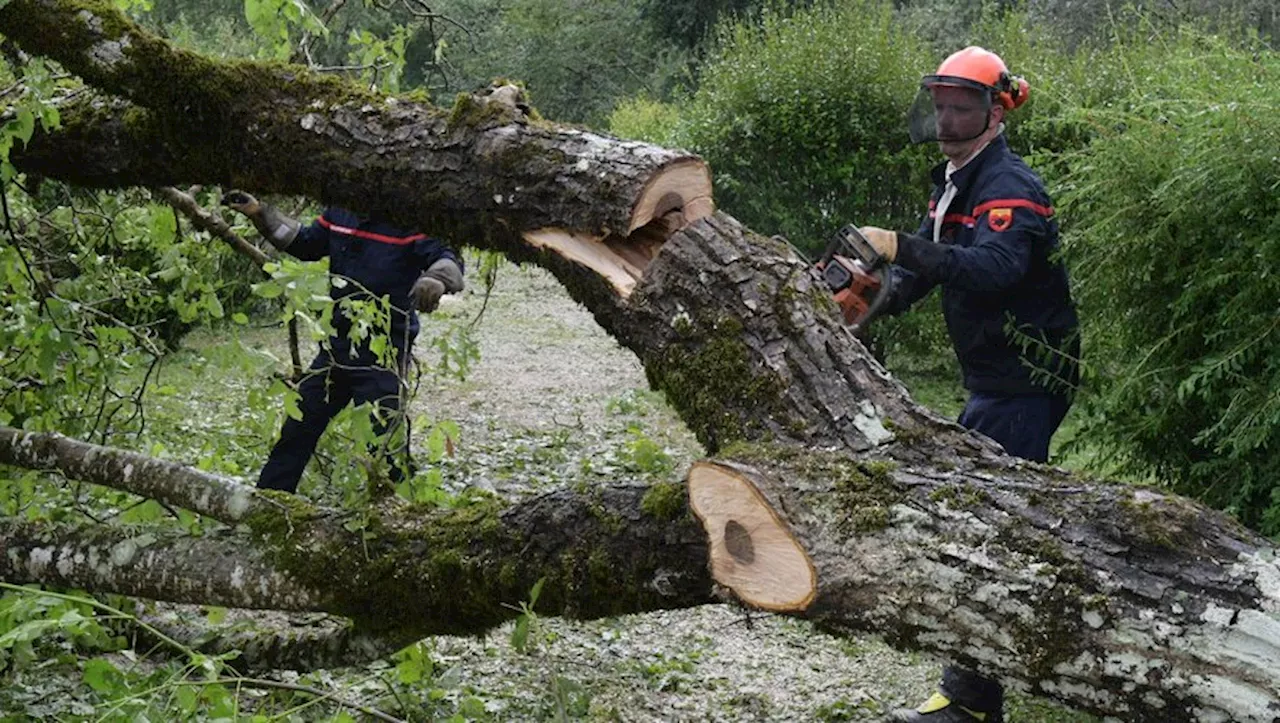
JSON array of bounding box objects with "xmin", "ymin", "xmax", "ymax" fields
[
  {"xmin": 224, "ymin": 192, "xmax": 464, "ymax": 494},
  {"xmin": 857, "ymin": 47, "xmax": 1080, "ymax": 722}
]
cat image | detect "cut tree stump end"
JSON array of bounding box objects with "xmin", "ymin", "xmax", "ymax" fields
[
  {"xmin": 629, "ymin": 159, "xmax": 714, "ymax": 233},
  {"xmin": 687, "ymin": 461, "xmax": 817, "ymax": 612}
]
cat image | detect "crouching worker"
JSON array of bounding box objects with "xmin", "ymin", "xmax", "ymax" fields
[{"xmin": 224, "ymin": 191, "xmax": 464, "ymax": 494}]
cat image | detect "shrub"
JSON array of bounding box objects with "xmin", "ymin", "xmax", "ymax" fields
[{"xmin": 1045, "ymin": 26, "xmax": 1280, "ymax": 532}]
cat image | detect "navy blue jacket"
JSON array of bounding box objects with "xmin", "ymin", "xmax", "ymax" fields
[
  {"xmin": 287, "ymin": 207, "xmax": 461, "ymax": 360},
  {"xmin": 887, "ymin": 136, "xmax": 1079, "ymax": 396}
]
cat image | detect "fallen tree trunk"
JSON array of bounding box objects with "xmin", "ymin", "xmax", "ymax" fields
[
  {"xmin": 690, "ymin": 456, "xmax": 1280, "ymax": 723},
  {"xmin": 0, "ymin": 426, "xmax": 712, "ymax": 634},
  {"xmin": 2, "ymin": 2, "xmax": 1279, "ymax": 720},
  {"xmin": 0, "ymin": 0, "xmax": 712, "ymax": 245}
]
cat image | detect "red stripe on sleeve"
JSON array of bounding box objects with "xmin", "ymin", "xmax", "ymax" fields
[
  {"xmin": 317, "ymin": 216, "xmax": 427, "ymax": 245},
  {"xmin": 971, "ymin": 198, "xmax": 1055, "ymax": 219}
]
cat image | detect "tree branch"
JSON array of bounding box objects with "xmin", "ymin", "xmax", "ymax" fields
[
  {"xmin": 155, "ymin": 186, "xmax": 271, "ymax": 266},
  {"xmin": 0, "ymin": 426, "xmax": 272, "ymax": 524},
  {"xmin": 132, "ymin": 602, "xmax": 419, "ymax": 672},
  {"xmin": 0, "ymin": 427, "xmax": 713, "ymax": 634},
  {"xmin": 0, "ymin": 518, "xmax": 323, "ymax": 610},
  {"xmin": 0, "ymin": 0, "xmax": 712, "ymax": 242}
]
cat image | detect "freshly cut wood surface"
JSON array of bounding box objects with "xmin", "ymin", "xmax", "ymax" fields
[{"xmin": 688, "ymin": 461, "xmax": 817, "ymax": 612}]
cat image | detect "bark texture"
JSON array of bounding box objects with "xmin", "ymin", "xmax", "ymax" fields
[
  {"xmin": 0, "ymin": 517, "xmax": 322, "ymax": 611},
  {"xmin": 689, "ymin": 452, "xmax": 1280, "ymax": 723},
  {"xmin": 602, "ymin": 213, "xmax": 970, "ymax": 454},
  {"xmin": 0, "ymin": 424, "xmax": 713, "ymax": 634},
  {"xmin": 129, "ymin": 603, "xmax": 418, "ymax": 672},
  {"xmin": 0, "ymin": 426, "xmax": 269, "ymax": 523},
  {"xmin": 0, "ymin": 0, "xmax": 711, "ymax": 244}
]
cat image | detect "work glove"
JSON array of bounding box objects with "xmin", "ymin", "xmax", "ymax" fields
[
  {"xmin": 858, "ymin": 226, "xmax": 899, "ymax": 262},
  {"xmin": 221, "ymin": 190, "xmax": 300, "ymax": 249},
  {"xmin": 221, "ymin": 190, "xmax": 262, "ymax": 216},
  {"xmin": 410, "ymin": 258, "xmax": 464, "ymax": 313}
]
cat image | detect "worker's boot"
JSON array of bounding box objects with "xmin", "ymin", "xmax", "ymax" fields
[
  {"xmin": 887, "ymin": 693, "xmax": 1000, "ymax": 722},
  {"xmin": 888, "ymin": 667, "xmax": 1003, "ymax": 723}
]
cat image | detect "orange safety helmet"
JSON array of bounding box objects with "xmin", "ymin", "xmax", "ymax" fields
[
  {"xmin": 925, "ymin": 46, "xmax": 1029, "ymax": 110},
  {"xmin": 907, "ymin": 46, "xmax": 1029, "ymax": 144}
]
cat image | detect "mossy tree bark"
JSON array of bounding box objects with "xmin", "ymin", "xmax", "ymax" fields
[
  {"xmin": 0, "ymin": 0, "xmax": 712, "ymax": 244},
  {"xmin": 2, "ymin": 1, "xmax": 1279, "ymax": 720},
  {"xmin": 0, "ymin": 427, "xmax": 713, "ymax": 641},
  {"xmin": 626, "ymin": 217, "xmax": 1280, "ymax": 721}
]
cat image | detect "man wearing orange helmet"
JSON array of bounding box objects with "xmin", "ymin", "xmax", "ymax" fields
[{"xmin": 859, "ymin": 47, "xmax": 1080, "ymax": 723}]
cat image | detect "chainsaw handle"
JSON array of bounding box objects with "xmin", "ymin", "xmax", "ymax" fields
[{"xmin": 851, "ymin": 265, "xmax": 895, "ymax": 333}]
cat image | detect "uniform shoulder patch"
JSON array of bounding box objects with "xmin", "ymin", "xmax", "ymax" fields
[{"xmin": 987, "ymin": 208, "xmax": 1014, "ymax": 232}]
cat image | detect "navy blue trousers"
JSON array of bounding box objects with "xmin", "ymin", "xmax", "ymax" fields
[
  {"xmin": 957, "ymin": 391, "xmax": 1071, "ymax": 463},
  {"xmin": 257, "ymin": 349, "xmax": 406, "ymax": 494},
  {"xmin": 941, "ymin": 391, "xmax": 1072, "ymax": 715}
]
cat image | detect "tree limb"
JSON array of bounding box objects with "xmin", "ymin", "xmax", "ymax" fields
[
  {"xmin": 0, "ymin": 426, "xmax": 713, "ymax": 634},
  {"xmin": 0, "ymin": 426, "xmax": 271, "ymax": 524},
  {"xmin": 0, "ymin": 518, "xmax": 323, "ymax": 610},
  {"xmin": 0, "ymin": 0, "xmax": 712, "ymax": 242},
  {"xmin": 156, "ymin": 186, "xmax": 271, "ymax": 266},
  {"xmin": 131, "ymin": 602, "xmax": 419, "ymax": 672}
]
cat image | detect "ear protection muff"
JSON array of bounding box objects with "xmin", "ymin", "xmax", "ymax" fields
[{"xmin": 994, "ymin": 71, "xmax": 1030, "ymax": 110}]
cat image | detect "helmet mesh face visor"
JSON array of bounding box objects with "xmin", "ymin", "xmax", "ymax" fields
[{"xmin": 907, "ymin": 82, "xmax": 993, "ymax": 144}]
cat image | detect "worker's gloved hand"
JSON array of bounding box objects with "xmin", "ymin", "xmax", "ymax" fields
[
  {"xmin": 410, "ymin": 275, "xmax": 446, "ymax": 313},
  {"xmin": 221, "ymin": 190, "xmax": 261, "ymax": 216},
  {"xmin": 411, "ymin": 258, "xmax": 464, "ymax": 313},
  {"xmin": 859, "ymin": 226, "xmax": 899, "ymax": 262}
]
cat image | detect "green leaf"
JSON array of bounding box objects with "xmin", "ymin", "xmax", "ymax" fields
[
  {"xmin": 83, "ymin": 658, "xmax": 121, "ymax": 694},
  {"xmin": 510, "ymin": 615, "xmax": 529, "ymax": 652},
  {"xmin": 175, "ymin": 684, "xmax": 199, "ymax": 713},
  {"xmin": 283, "ymin": 389, "xmax": 302, "ymax": 421},
  {"xmin": 427, "ymin": 425, "xmax": 447, "ymax": 460},
  {"xmin": 9, "ymin": 108, "xmax": 35, "ymax": 146},
  {"xmin": 0, "ymin": 619, "xmax": 59, "ymax": 649},
  {"xmin": 232, "ymin": 312, "xmax": 249, "ymax": 325},
  {"xmin": 253, "ymin": 280, "xmax": 284, "ymax": 299},
  {"xmin": 205, "ymin": 606, "xmax": 227, "ymax": 625},
  {"xmin": 459, "ymin": 697, "xmax": 487, "ymax": 718},
  {"xmin": 396, "ymin": 655, "xmax": 423, "ymax": 684}
]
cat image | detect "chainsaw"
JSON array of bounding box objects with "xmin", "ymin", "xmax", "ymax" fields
[{"xmin": 814, "ymin": 224, "xmax": 894, "ymax": 332}]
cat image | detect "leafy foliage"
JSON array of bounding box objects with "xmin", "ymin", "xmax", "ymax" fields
[
  {"xmin": 244, "ymin": 0, "xmax": 327, "ymax": 58},
  {"xmin": 422, "ymin": 0, "xmax": 692, "ymax": 125},
  {"xmin": 1039, "ymin": 26, "xmax": 1280, "ymax": 532},
  {"xmin": 675, "ymin": 0, "xmax": 936, "ymax": 255},
  {"xmin": 637, "ymin": 0, "xmax": 801, "ymax": 52}
]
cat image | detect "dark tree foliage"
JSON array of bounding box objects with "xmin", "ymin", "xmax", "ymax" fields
[{"xmin": 639, "ymin": 0, "xmax": 807, "ymax": 51}]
